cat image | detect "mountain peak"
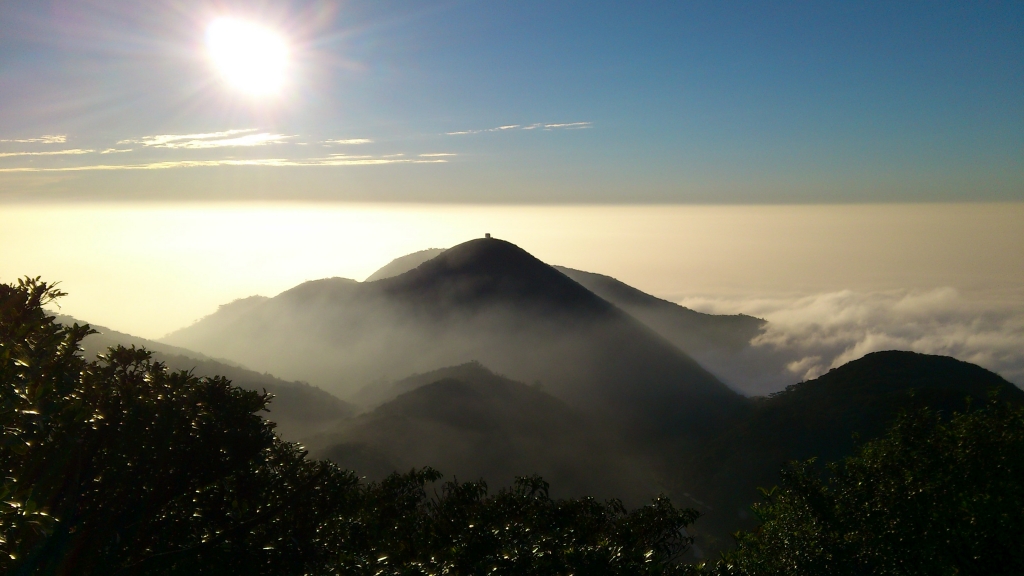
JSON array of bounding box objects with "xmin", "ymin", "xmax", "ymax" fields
[
  {"xmin": 420, "ymin": 238, "xmax": 541, "ymax": 274},
  {"xmin": 379, "ymin": 238, "xmax": 611, "ymax": 313}
]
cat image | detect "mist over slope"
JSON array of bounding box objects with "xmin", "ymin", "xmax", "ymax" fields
[
  {"xmin": 163, "ymin": 238, "xmax": 747, "ymax": 441},
  {"xmin": 364, "ymin": 248, "xmax": 446, "ymax": 282},
  {"xmin": 553, "ymin": 266, "xmax": 765, "ymax": 387},
  {"xmin": 351, "ymin": 361, "xmax": 507, "ymax": 409},
  {"xmin": 55, "ymin": 314, "xmax": 354, "ymax": 440},
  {"xmin": 363, "ymin": 250, "xmax": 768, "ymax": 390},
  {"xmin": 307, "ymin": 363, "xmax": 659, "ymax": 502},
  {"xmin": 680, "ymin": 288, "xmax": 1024, "ymax": 394}
]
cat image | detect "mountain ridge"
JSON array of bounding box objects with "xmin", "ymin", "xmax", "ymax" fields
[
  {"xmin": 359, "ymin": 246, "xmax": 771, "ymax": 391},
  {"xmin": 305, "ymin": 363, "xmax": 661, "ymax": 503},
  {"xmin": 55, "ymin": 314, "xmax": 355, "ymax": 440},
  {"xmin": 162, "ymin": 238, "xmax": 748, "ymax": 443}
]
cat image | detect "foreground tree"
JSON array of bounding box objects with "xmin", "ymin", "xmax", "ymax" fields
[
  {"xmin": 0, "ymin": 278, "xmax": 359, "ymax": 575},
  {"xmin": 695, "ymin": 399, "xmax": 1024, "ymax": 576},
  {"xmin": 1, "ymin": 278, "xmax": 698, "ymax": 575}
]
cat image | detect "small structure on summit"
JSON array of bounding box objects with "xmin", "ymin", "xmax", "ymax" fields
[{"xmin": 485, "ymin": 233, "xmax": 491, "ymax": 238}]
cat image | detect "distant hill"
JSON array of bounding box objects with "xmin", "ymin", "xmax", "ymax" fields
[
  {"xmin": 305, "ymin": 363, "xmax": 661, "ymax": 503},
  {"xmin": 351, "ymin": 361, "xmax": 507, "ymax": 408},
  {"xmin": 163, "ymin": 238, "xmax": 748, "ymax": 443},
  {"xmin": 54, "ymin": 314, "xmax": 354, "ymax": 440},
  {"xmin": 365, "ymin": 248, "xmax": 446, "ymax": 282},
  {"xmin": 684, "ymin": 350, "xmax": 1024, "ymax": 551}
]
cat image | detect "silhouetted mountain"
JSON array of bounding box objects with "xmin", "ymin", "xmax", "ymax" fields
[
  {"xmin": 364, "ymin": 248, "xmax": 446, "ymax": 281},
  {"xmin": 553, "ymin": 267, "xmax": 766, "ymax": 387},
  {"xmin": 686, "ymin": 350, "xmax": 1024, "ymax": 551},
  {"xmin": 55, "ymin": 314, "xmax": 354, "ymax": 440},
  {"xmin": 163, "ymin": 238, "xmax": 748, "ymax": 443},
  {"xmin": 363, "ymin": 249, "xmax": 770, "ymax": 391},
  {"xmin": 305, "ymin": 363, "xmax": 661, "ymax": 502}
]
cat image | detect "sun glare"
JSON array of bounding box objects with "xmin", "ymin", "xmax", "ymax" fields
[{"xmin": 206, "ymin": 18, "xmax": 288, "ymax": 97}]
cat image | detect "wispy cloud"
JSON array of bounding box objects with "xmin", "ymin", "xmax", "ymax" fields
[
  {"xmin": 419, "ymin": 153, "xmax": 456, "ymax": 157},
  {"xmin": 100, "ymin": 148, "xmax": 132, "ymax": 154},
  {"xmin": 0, "ymin": 155, "xmax": 448, "ymax": 173},
  {"xmin": 538, "ymin": 122, "xmax": 591, "ymax": 129},
  {"xmin": 118, "ymin": 129, "xmax": 253, "ymax": 147},
  {"xmin": 167, "ymin": 133, "xmax": 292, "ymax": 149},
  {"xmin": 0, "ymin": 135, "xmax": 67, "ymax": 144},
  {"xmin": 447, "ymin": 122, "xmax": 592, "ymax": 136},
  {"xmin": 118, "ymin": 129, "xmax": 291, "ymax": 149},
  {"xmin": 323, "ymin": 138, "xmax": 372, "ymax": 145},
  {"xmin": 0, "ymin": 149, "xmax": 93, "ymax": 158},
  {"xmin": 0, "ymin": 159, "xmax": 290, "ymax": 172},
  {"xmin": 314, "ymin": 156, "xmax": 445, "ymax": 166}
]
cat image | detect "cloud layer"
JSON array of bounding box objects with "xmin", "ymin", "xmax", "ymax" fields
[
  {"xmin": 0, "ymin": 128, "xmax": 451, "ymax": 172},
  {"xmin": 677, "ymin": 288, "xmax": 1024, "ymax": 395},
  {"xmin": 0, "ymin": 135, "xmax": 67, "ymax": 144},
  {"xmin": 119, "ymin": 129, "xmax": 290, "ymax": 149},
  {"xmin": 0, "ymin": 149, "xmax": 93, "ymax": 157},
  {"xmin": 447, "ymin": 122, "xmax": 592, "ymax": 136},
  {"xmin": 0, "ymin": 155, "xmax": 448, "ymax": 173},
  {"xmin": 323, "ymin": 138, "xmax": 372, "ymax": 145}
]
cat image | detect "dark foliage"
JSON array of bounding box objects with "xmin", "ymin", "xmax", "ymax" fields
[
  {"xmin": 686, "ymin": 350, "xmax": 1024, "ymax": 552},
  {"xmin": 329, "ymin": 469, "xmax": 699, "ymax": 575},
  {"xmin": 693, "ymin": 399, "xmax": 1024, "ymax": 576},
  {"xmin": 1, "ymin": 277, "xmax": 698, "ymax": 575},
  {"xmin": 0, "ymin": 278, "xmax": 360, "ymax": 575}
]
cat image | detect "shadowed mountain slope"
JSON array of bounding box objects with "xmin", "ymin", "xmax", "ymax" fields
[
  {"xmin": 351, "ymin": 361, "xmax": 506, "ymax": 409},
  {"xmin": 305, "ymin": 364, "xmax": 661, "ymax": 503},
  {"xmin": 553, "ymin": 266, "xmax": 766, "ymax": 388},
  {"xmin": 56, "ymin": 315, "xmax": 354, "ymax": 440},
  {"xmin": 553, "ymin": 267, "xmax": 764, "ymax": 354},
  {"xmin": 163, "ymin": 238, "xmax": 748, "ymax": 442},
  {"xmin": 686, "ymin": 350, "xmax": 1024, "ymax": 551},
  {"xmin": 365, "ymin": 248, "xmax": 446, "ymax": 282},
  {"xmin": 362, "ymin": 248, "xmax": 770, "ymax": 390},
  {"xmin": 363, "ymin": 249, "xmax": 766, "ymax": 354},
  {"xmin": 719, "ymin": 350, "xmax": 1024, "ymax": 468}
]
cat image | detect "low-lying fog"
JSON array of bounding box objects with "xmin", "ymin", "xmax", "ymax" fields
[
  {"xmin": 680, "ymin": 288, "xmax": 1024, "ymax": 392},
  {"xmin": 2, "ymin": 202, "xmax": 1021, "ymax": 392}
]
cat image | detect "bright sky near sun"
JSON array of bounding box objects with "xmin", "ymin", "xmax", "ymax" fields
[
  {"xmin": 206, "ymin": 18, "xmax": 288, "ymax": 97},
  {"xmin": 0, "ymin": 1, "xmax": 1020, "ymax": 203}
]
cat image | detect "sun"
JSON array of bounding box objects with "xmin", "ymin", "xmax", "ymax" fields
[{"xmin": 206, "ymin": 18, "xmax": 288, "ymax": 97}]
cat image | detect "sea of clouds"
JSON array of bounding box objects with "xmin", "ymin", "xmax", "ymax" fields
[{"xmin": 677, "ymin": 288, "xmax": 1024, "ymax": 396}]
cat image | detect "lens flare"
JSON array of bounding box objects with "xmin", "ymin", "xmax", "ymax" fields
[{"xmin": 206, "ymin": 18, "xmax": 288, "ymax": 97}]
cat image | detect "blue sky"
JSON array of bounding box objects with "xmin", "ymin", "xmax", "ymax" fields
[{"xmin": 0, "ymin": 0, "xmax": 1020, "ymax": 202}]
